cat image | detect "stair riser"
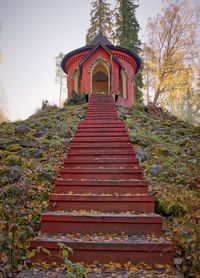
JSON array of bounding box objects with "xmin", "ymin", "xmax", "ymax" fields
[
  {"xmin": 63, "ymin": 163, "xmax": 140, "ymax": 169},
  {"xmin": 70, "ymin": 142, "xmax": 133, "ymax": 151},
  {"xmin": 54, "ymin": 185, "xmax": 148, "ymax": 194},
  {"xmin": 68, "ymin": 150, "xmax": 135, "ymax": 155},
  {"xmin": 72, "ymin": 137, "xmax": 130, "ymax": 142},
  {"xmin": 30, "ymin": 247, "xmax": 173, "ymax": 265},
  {"xmin": 77, "ymin": 128, "xmax": 127, "ymax": 132},
  {"xmin": 41, "ymin": 222, "xmax": 162, "ymax": 235},
  {"xmin": 84, "ymin": 118, "xmax": 122, "ymax": 121},
  {"xmin": 75, "ymin": 132, "xmax": 128, "ymax": 137},
  {"xmin": 86, "ymin": 116, "xmax": 118, "ymax": 119},
  {"xmin": 48, "ymin": 201, "xmax": 154, "ymax": 213},
  {"xmin": 66, "ymin": 155, "xmax": 137, "ymax": 160},
  {"xmin": 86, "ymin": 113, "xmax": 117, "ymax": 116},
  {"xmin": 60, "ymin": 173, "xmax": 143, "ymax": 180},
  {"xmin": 55, "ymin": 179, "xmax": 148, "ymax": 186},
  {"xmin": 79, "ymin": 124, "xmax": 124, "ymax": 127}
]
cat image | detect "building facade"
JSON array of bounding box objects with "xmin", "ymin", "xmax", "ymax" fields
[{"xmin": 61, "ymin": 33, "xmax": 140, "ymax": 106}]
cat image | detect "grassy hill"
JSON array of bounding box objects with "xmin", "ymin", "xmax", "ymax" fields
[{"xmin": 0, "ymin": 100, "xmax": 199, "ymax": 277}]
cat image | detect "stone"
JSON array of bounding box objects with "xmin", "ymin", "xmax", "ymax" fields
[
  {"xmin": 130, "ymin": 135, "xmax": 139, "ymax": 144},
  {"xmin": 33, "ymin": 130, "xmax": 47, "ymax": 138},
  {"xmin": 136, "ymin": 148, "xmax": 147, "ymax": 162},
  {"xmin": 30, "ymin": 149, "xmax": 43, "ymax": 158},
  {"xmin": 139, "ymin": 139, "xmax": 149, "ymax": 147},
  {"xmin": 11, "ymin": 166, "xmax": 21, "ymax": 181},
  {"xmin": 151, "ymin": 164, "xmax": 160, "ymax": 176},
  {"xmin": 15, "ymin": 125, "xmax": 29, "ymax": 134},
  {"xmin": 19, "ymin": 139, "xmax": 37, "ymax": 148}
]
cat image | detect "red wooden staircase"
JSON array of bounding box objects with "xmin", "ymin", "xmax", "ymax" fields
[{"xmin": 30, "ymin": 94, "xmax": 173, "ymax": 265}]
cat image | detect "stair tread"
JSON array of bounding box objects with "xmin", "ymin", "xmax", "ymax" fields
[
  {"xmin": 42, "ymin": 211, "xmax": 161, "ymax": 218},
  {"xmin": 49, "ymin": 193, "xmax": 152, "ymax": 201},
  {"xmin": 32, "ymin": 233, "xmax": 172, "ymax": 246},
  {"xmin": 56, "ymin": 179, "xmax": 147, "ymax": 184},
  {"xmin": 60, "ymin": 168, "xmax": 143, "ymax": 173}
]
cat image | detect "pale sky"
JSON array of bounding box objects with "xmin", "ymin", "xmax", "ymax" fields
[{"xmin": 0, "ymin": 0, "xmax": 199, "ymax": 121}]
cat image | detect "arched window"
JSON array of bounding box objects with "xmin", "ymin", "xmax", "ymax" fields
[
  {"xmin": 119, "ymin": 69, "xmax": 127, "ymax": 99},
  {"xmin": 73, "ymin": 68, "xmax": 80, "ymax": 93}
]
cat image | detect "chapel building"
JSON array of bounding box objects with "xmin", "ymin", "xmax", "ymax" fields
[{"xmin": 61, "ymin": 33, "xmax": 141, "ymax": 106}]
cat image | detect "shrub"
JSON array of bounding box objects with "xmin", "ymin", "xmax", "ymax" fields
[{"xmin": 65, "ymin": 91, "xmax": 87, "ymax": 105}]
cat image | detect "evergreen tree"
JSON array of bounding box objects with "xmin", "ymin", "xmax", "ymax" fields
[
  {"xmin": 114, "ymin": 0, "xmax": 143, "ymax": 101},
  {"xmin": 86, "ymin": 0, "xmax": 113, "ymax": 45}
]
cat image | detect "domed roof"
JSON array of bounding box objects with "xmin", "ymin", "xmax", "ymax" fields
[{"xmin": 61, "ymin": 33, "xmax": 141, "ymax": 73}]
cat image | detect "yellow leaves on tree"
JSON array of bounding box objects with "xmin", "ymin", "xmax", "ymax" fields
[{"xmin": 142, "ymin": 0, "xmax": 200, "ymax": 110}]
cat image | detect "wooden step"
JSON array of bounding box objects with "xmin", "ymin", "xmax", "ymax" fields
[
  {"xmin": 30, "ymin": 234, "xmax": 173, "ymax": 264},
  {"xmin": 72, "ymin": 137, "xmax": 130, "ymax": 142},
  {"xmin": 69, "ymin": 142, "xmax": 132, "ymax": 148},
  {"xmin": 64, "ymin": 156, "xmax": 138, "ymax": 162},
  {"xmin": 40, "ymin": 212, "xmax": 163, "ymax": 235},
  {"xmin": 63, "ymin": 162, "xmax": 140, "ymax": 169},
  {"xmin": 59, "ymin": 168, "xmax": 143, "ymax": 180},
  {"xmin": 48, "ymin": 194, "xmax": 155, "ymax": 213},
  {"xmin": 67, "ymin": 149, "xmax": 135, "ymax": 155},
  {"xmin": 54, "ymin": 179, "xmax": 148, "ymax": 194},
  {"xmin": 77, "ymin": 127, "xmax": 127, "ymax": 132},
  {"xmin": 75, "ymin": 132, "xmax": 128, "ymax": 137}
]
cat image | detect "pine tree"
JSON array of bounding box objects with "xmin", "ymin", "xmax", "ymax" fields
[
  {"xmin": 86, "ymin": 0, "xmax": 113, "ymax": 45},
  {"xmin": 114, "ymin": 0, "xmax": 143, "ymax": 101}
]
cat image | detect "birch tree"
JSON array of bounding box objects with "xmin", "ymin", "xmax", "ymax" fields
[
  {"xmin": 55, "ymin": 52, "xmax": 67, "ymax": 107},
  {"xmin": 144, "ymin": 0, "xmax": 200, "ymax": 106}
]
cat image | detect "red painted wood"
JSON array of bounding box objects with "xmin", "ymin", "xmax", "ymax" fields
[
  {"xmin": 65, "ymin": 155, "xmax": 138, "ymax": 161},
  {"xmin": 63, "ymin": 163, "xmax": 141, "ymax": 169},
  {"xmin": 75, "ymin": 132, "xmax": 128, "ymax": 137},
  {"xmin": 48, "ymin": 194, "xmax": 155, "ymax": 213},
  {"xmin": 30, "ymin": 238, "xmax": 173, "ymax": 264},
  {"xmin": 41, "ymin": 213, "xmax": 163, "ymax": 235},
  {"xmin": 54, "ymin": 185, "xmax": 148, "ymax": 195},
  {"xmin": 30, "ymin": 93, "xmax": 173, "ymax": 265}
]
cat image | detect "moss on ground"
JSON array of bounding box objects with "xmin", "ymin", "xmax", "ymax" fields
[
  {"xmin": 0, "ymin": 100, "xmax": 199, "ymax": 277},
  {"xmin": 118, "ymin": 104, "xmax": 200, "ymax": 277},
  {"xmin": 0, "ymin": 102, "xmax": 87, "ymax": 276}
]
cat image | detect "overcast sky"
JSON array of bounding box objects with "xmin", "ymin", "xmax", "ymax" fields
[{"xmin": 0, "ymin": 0, "xmax": 199, "ymax": 121}]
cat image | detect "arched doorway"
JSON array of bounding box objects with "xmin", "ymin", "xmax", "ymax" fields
[{"xmin": 91, "ymin": 61, "xmax": 110, "ymax": 93}]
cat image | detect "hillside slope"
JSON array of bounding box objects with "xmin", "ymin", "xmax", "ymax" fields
[
  {"xmin": 0, "ymin": 101, "xmax": 199, "ymax": 277},
  {"xmin": 118, "ymin": 103, "xmax": 200, "ymax": 277},
  {"xmin": 0, "ymin": 102, "xmax": 87, "ymax": 276}
]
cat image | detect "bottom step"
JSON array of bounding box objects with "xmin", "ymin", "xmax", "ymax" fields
[{"xmin": 30, "ymin": 234, "xmax": 173, "ymax": 265}]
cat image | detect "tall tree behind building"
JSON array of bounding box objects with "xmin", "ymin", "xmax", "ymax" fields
[
  {"xmin": 86, "ymin": 0, "xmax": 113, "ymax": 45},
  {"xmin": 144, "ymin": 0, "xmax": 199, "ymax": 107},
  {"xmin": 114, "ymin": 0, "xmax": 143, "ymax": 101}
]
